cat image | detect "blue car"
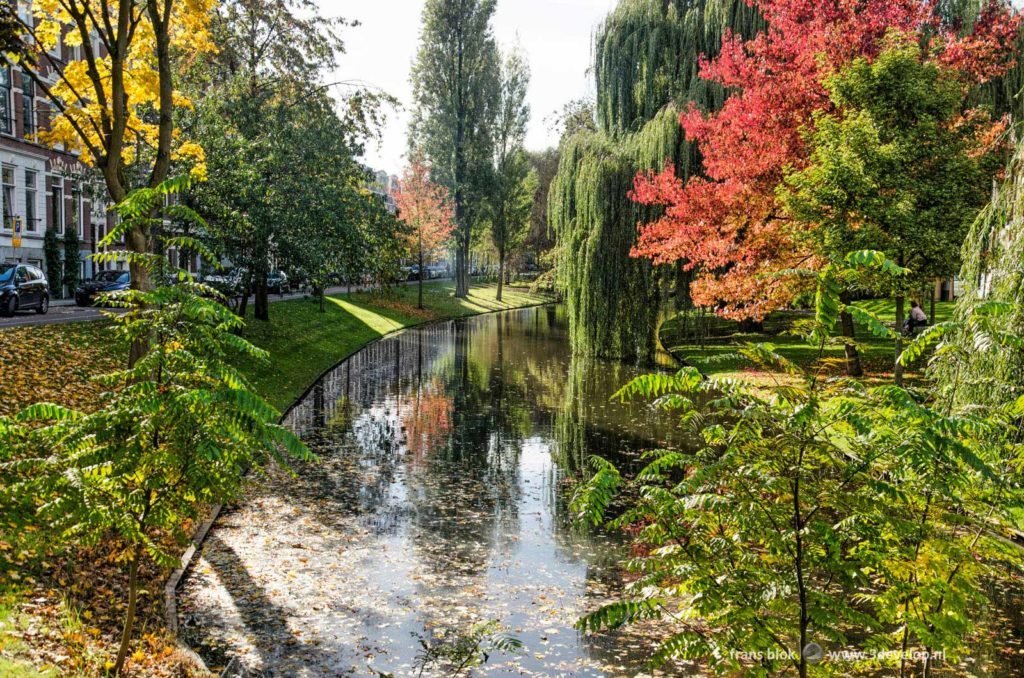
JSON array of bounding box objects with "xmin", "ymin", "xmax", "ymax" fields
[{"xmin": 75, "ymin": 269, "xmax": 130, "ymax": 307}]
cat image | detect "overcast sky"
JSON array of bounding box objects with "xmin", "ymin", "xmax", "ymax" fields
[{"xmin": 320, "ymin": 0, "xmax": 618, "ymax": 174}]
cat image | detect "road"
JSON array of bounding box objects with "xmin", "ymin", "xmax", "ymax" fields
[{"xmin": 0, "ymin": 281, "xmax": 427, "ymax": 330}]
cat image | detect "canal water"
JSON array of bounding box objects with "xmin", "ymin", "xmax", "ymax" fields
[{"xmin": 178, "ymin": 306, "xmax": 686, "ymax": 676}]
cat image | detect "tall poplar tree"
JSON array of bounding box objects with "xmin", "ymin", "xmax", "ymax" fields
[
  {"xmin": 488, "ymin": 51, "xmax": 532, "ymax": 302},
  {"xmin": 409, "ymin": 0, "xmax": 501, "ymax": 298}
]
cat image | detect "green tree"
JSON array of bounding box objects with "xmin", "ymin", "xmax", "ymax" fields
[
  {"xmin": 409, "ymin": 0, "xmax": 501, "ymax": 299},
  {"xmin": 489, "ymin": 150, "xmax": 535, "ymax": 300},
  {"xmin": 186, "ymin": 0, "xmax": 388, "ymax": 322},
  {"xmin": 574, "ymin": 251, "xmax": 1023, "ymax": 677},
  {"xmin": 929, "ymin": 129, "xmax": 1024, "ymax": 410},
  {"xmin": 781, "ymin": 42, "xmax": 1004, "ymax": 382},
  {"xmin": 0, "ymin": 178, "xmax": 309, "ymax": 675},
  {"xmin": 488, "ymin": 50, "xmax": 533, "ymax": 302},
  {"xmin": 524, "ymin": 147, "xmax": 559, "ymax": 256},
  {"xmin": 62, "ymin": 226, "xmax": 80, "ymax": 298},
  {"xmin": 43, "ymin": 227, "xmax": 63, "ymax": 298}
]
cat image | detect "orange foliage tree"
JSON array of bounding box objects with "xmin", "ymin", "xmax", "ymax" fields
[{"xmin": 393, "ymin": 158, "xmax": 456, "ymax": 308}]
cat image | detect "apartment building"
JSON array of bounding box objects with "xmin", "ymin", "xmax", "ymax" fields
[{"xmin": 367, "ymin": 167, "xmax": 400, "ymax": 214}]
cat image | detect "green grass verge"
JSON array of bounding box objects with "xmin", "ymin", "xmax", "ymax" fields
[
  {"xmin": 660, "ymin": 299, "xmax": 955, "ymax": 380},
  {"xmin": 239, "ymin": 281, "xmax": 553, "ymax": 411}
]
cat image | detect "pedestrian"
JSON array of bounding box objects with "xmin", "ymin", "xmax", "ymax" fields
[{"xmin": 903, "ymin": 300, "xmax": 929, "ymax": 336}]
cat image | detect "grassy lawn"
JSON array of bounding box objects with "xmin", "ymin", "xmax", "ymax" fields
[
  {"xmin": 660, "ymin": 299, "xmax": 955, "ymax": 382},
  {"xmin": 240, "ymin": 281, "xmax": 553, "ymax": 411}
]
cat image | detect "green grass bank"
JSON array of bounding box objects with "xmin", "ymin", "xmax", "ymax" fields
[
  {"xmin": 659, "ymin": 299, "xmax": 955, "ymax": 382},
  {"xmin": 240, "ymin": 281, "xmax": 553, "ymax": 411}
]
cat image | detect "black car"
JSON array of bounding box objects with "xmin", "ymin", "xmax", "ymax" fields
[
  {"xmin": 0, "ymin": 263, "xmax": 50, "ymax": 316},
  {"xmin": 75, "ymin": 270, "xmax": 131, "ymax": 307}
]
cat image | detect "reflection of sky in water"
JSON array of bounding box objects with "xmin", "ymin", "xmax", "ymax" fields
[{"xmin": 179, "ymin": 307, "xmax": 679, "ymax": 676}]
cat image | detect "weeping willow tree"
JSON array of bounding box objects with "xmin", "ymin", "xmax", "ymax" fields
[
  {"xmin": 932, "ymin": 133, "xmax": 1024, "ymax": 409},
  {"xmin": 550, "ymin": 0, "xmax": 764, "ymax": 361}
]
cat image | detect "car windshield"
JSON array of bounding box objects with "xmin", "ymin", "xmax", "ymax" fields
[
  {"xmin": 0, "ymin": 264, "xmax": 14, "ymax": 283},
  {"xmin": 95, "ymin": 270, "xmax": 129, "ymax": 284}
]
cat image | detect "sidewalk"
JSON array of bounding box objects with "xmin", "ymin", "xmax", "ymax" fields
[{"xmin": 0, "ymin": 281, "xmax": 423, "ymax": 330}]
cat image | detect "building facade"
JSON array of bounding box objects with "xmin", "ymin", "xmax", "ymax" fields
[{"xmin": 0, "ymin": 35, "xmax": 110, "ymax": 293}]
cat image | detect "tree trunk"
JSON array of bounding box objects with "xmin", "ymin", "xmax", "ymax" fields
[
  {"xmin": 839, "ymin": 293, "xmax": 863, "ymax": 377},
  {"xmin": 237, "ymin": 287, "xmax": 249, "ymax": 319},
  {"xmin": 418, "ymin": 245, "xmax": 425, "ymax": 310},
  {"xmin": 929, "ymin": 287, "xmax": 936, "ymax": 324},
  {"xmin": 126, "ymin": 225, "xmax": 152, "ymax": 367},
  {"xmin": 146, "ymin": 0, "xmax": 174, "ymax": 190},
  {"xmin": 113, "ymin": 546, "xmax": 141, "ymax": 675},
  {"xmin": 496, "ymin": 249, "xmax": 505, "ymax": 302},
  {"xmin": 455, "ymin": 238, "xmax": 468, "ymax": 298},
  {"xmin": 793, "ymin": 474, "xmax": 809, "ymax": 678},
  {"xmin": 894, "ymin": 294, "xmax": 905, "ymax": 386},
  {"xmin": 253, "ymin": 262, "xmax": 270, "ymax": 322}
]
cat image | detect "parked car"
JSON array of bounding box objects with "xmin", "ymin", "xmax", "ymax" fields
[
  {"xmin": 0, "ymin": 263, "xmax": 50, "ymax": 316},
  {"xmin": 428, "ymin": 264, "xmax": 449, "ymax": 280},
  {"xmin": 267, "ymin": 270, "xmax": 290, "ymax": 294},
  {"xmin": 404, "ymin": 265, "xmax": 421, "ymax": 281},
  {"xmin": 75, "ymin": 269, "xmax": 130, "ymax": 307},
  {"xmin": 204, "ymin": 268, "xmax": 249, "ymax": 297}
]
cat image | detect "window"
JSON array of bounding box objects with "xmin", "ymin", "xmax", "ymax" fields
[
  {"xmin": 21, "ymin": 75, "xmax": 34, "ymax": 138},
  {"xmin": 71, "ymin": 180, "xmax": 82, "ymax": 236},
  {"xmin": 2, "ymin": 166, "xmax": 14, "ymax": 230},
  {"xmin": 17, "ymin": 0, "xmax": 32, "ymax": 30},
  {"xmin": 0, "ymin": 67, "xmax": 11, "ymax": 135},
  {"xmin": 50, "ymin": 180, "xmax": 63, "ymax": 234},
  {"xmin": 24, "ymin": 169, "xmax": 36, "ymax": 232}
]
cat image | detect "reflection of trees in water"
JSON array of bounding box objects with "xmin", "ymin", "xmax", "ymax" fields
[
  {"xmin": 553, "ymin": 353, "xmax": 685, "ymax": 480},
  {"xmin": 401, "ymin": 378, "xmax": 453, "ymax": 466},
  {"xmin": 278, "ymin": 307, "xmax": 685, "ymax": 651},
  {"xmin": 276, "ymin": 323, "xmax": 462, "ymax": 538},
  {"xmin": 407, "ymin": 314, "xmax": 532, "ymax": 580}
]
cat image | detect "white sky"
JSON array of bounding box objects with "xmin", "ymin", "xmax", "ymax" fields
[{"xmin": 320, "ymin": 0, "xmax": 618, "ymax": 174}]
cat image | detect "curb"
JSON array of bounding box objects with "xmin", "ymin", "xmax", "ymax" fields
[{"xmin": 162, "ymin": 293, "xmax": 556, "ymax": 673}]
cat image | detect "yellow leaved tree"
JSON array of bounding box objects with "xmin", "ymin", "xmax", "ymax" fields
[{"xmin": 15, "ymin": 0, "xmax": 215, "ymax": 293}]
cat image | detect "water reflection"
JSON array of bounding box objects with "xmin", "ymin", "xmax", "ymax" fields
[{"xmin": 180, "ymin": 306, "xmax": 683, "ymax": 675}]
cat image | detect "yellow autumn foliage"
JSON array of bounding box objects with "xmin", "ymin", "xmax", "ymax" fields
[{"xmin": 30, "ymin": 0, "xmax": 217, "ymax": 177}]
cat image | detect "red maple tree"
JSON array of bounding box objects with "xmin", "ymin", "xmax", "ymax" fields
[
  {"xmin": 631, "ymin": 0, "xmax": 1020, "ymax": 319},
  {"xmin": 393, "ymin": 158, "xmax": 457, "ymax": 308}
]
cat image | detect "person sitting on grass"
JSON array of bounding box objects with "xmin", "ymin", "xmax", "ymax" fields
[{"xmin": 903, "ymin": 300, "xmax": 929, "ymax": 337}]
